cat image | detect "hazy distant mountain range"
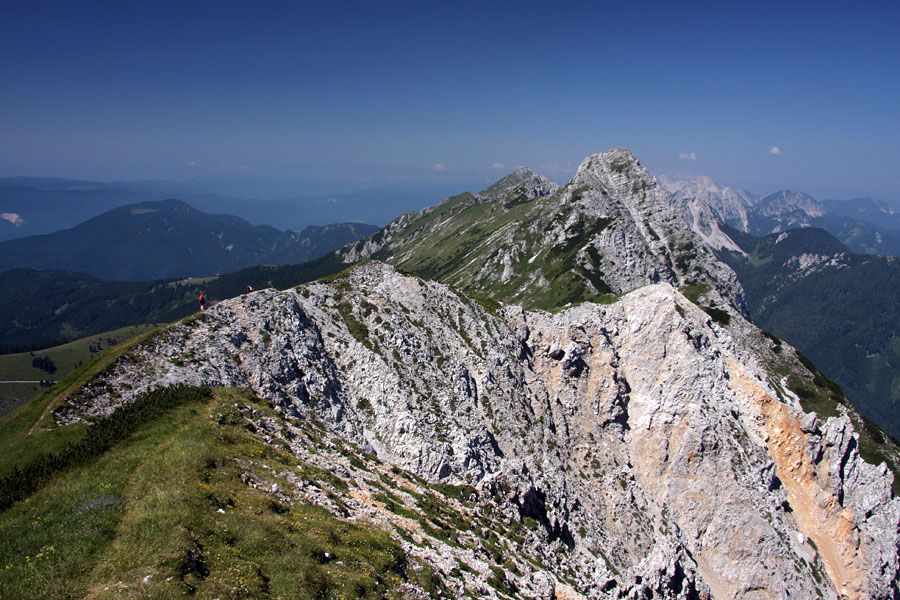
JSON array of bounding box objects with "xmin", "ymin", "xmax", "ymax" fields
[
  {"xmin": 0, "ymin": 198, "xmax": 376, "ymax": 280},
  {"xmin": 0, "ymin": 176, "xmax": 477, "ymax": 242},
  {"xmin": 659, "ymin": 174, "xmax": 900, "ymax": 256}
]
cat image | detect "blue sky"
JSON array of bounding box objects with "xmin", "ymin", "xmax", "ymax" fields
[{"xmin": 1, "ymin": 0, "xmax": 898, "ymax": 201}]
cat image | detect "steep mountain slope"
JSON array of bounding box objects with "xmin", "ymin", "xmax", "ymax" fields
[
  {"xmin": 340, "ymin": 150, "xmax": 746, "ymax": 313},
  {"xmin": 718, "ymin": 225, "xmax": 900, "ymax": 441},
  {"xmin": 11, "ymin": 261, "xmax": 897, "ymax": 599},
  {"xmin": 0, "ymin": 199, "xmax": 376, "ymax": 280},
  {"xmin": 662, "ymin": 176, "xmax": 900, "ymax": 256}
]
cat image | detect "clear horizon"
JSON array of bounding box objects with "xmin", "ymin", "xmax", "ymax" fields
[{"xmin": 2, "ymin": 1, "xmax": 898, "ymax": 203}]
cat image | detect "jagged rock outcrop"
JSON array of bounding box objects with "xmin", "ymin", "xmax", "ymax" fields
[{"xmin": 56, "ymin": 261, "xmax": 900, "ymax": 599}]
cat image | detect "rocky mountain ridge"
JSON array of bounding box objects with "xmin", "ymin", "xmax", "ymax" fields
[
  {"xmin": 339, "ymin": 149, "xmax": 747, "ymax": 314},
  {"xmin": 50, "ymin": 261, "xmax": 900, "ymax": 599},
  {"xmin": 7, "ymin": 148, "xmax": 900, "ymax": 599}
]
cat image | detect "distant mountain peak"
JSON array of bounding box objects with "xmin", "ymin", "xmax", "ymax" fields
[
  {"xmin": 664, "ymin": 175, "xmax": 900, "ymax": 256},
  {"xmin": 756, "ymin": 190, "xmax": 825, "ymax": 218},
  {"xmin": 0, "ymin": 199, "xmax": 377, "ymax": 280},
  {"xmin": 659, "ymin": 174, "xmax": 752, "ymax": 200},
  {"xmin": 478, "ymin": 166, "xmax": 558, "ymax": 202}
]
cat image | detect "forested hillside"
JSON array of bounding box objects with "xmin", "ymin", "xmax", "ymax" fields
[
  {"xmin": 0, "ymin": 254, "xmax": 348, "ymax": 353},
  {"xmin": 719, "ymin": 225, "xmax": 900, "ymax": 440},
  {"xmin": 0, "ymin": 199, "xmax": 375, "ymax": 280}
]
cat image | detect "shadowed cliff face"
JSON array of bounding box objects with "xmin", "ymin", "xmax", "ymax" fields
[{"xmin": 55, "ymin": 262, "xmax": 900, "ymax": 599}]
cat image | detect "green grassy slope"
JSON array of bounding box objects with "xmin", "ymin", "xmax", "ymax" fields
[
  {"xmin": 0, "ymin": 324, "xmax": 159, "ymax": 417},
  {"xmin": 0, "ymin": 323, "xmax": 173, "ymax": 475},
  {"xmin": 359, "ymin": 186, "xmax": 617, "ymax": 311},
  {"xmin": 0, "ymin": 387, "xmax": 448, "ymax": 600},
  {"xmin": 0, "ymin": 324, "xmax": 158, "ymax": 381}
]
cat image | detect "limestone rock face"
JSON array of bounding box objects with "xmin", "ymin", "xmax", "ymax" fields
[
  {"xmin": 567, "ymin": 149, "xmax": 746, "ymax": 311},
  {"xmin": 658, "ymin": 174, "xmax": 757, "ymax": 234},
  {"xmin": 660, "ymin": 176, "xmax": 829, "ymax": 239},
  {"xmin": 58, "ymin": 262, "xmax": 900, "ymax": 599}
]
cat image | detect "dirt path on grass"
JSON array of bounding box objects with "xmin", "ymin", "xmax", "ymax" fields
[{"xmin": 27, "ymin": 398, "xmax": 57, "ymax": 435}]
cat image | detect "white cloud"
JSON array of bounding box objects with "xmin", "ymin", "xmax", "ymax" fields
[
  {"xmin": 491, "ymin": 162, "xmax": 505, "ymax": 169},
  {"xmin": 187, "ymin": 161, "xmax": 199, "ymax": 167},
  {"xmin": 678, "ymin": 152, "xmax": 697, "ymax": 161},
  {"xmin": 432, "ymin": 163, "xmax": 446, "ymax": 171},
  {"xmin": 237, "ymin": 164, "xmax": 251, "ymax": 171},
  {"xmin": 769, "ymin": 146, "xmax": 782, "ymax": 155},
  {"xmin": 1, "ymin": 212, "xmax": 24, "ymax": 227}
]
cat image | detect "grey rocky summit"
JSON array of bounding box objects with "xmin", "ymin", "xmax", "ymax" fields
[
  {"xmin": 566, "ymin": 149, "xmax": 747, "ymax": 310},
  {"xmin": 658, "ymin": 174, "xmax": 757, "ymax": 233}
]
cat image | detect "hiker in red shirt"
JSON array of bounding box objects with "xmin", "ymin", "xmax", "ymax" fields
[{"xmin": 198, "ymin": 293, "xmax": 206, "ymax": 311}]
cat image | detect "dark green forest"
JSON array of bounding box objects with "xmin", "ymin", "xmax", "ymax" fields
[
  {"xmin": 0, "ymin": 253, "xmax": 348, "ymax": 354},
  {"xmin": 720, "ymin": 225, "xmax": 900, "ymax": 440}
]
